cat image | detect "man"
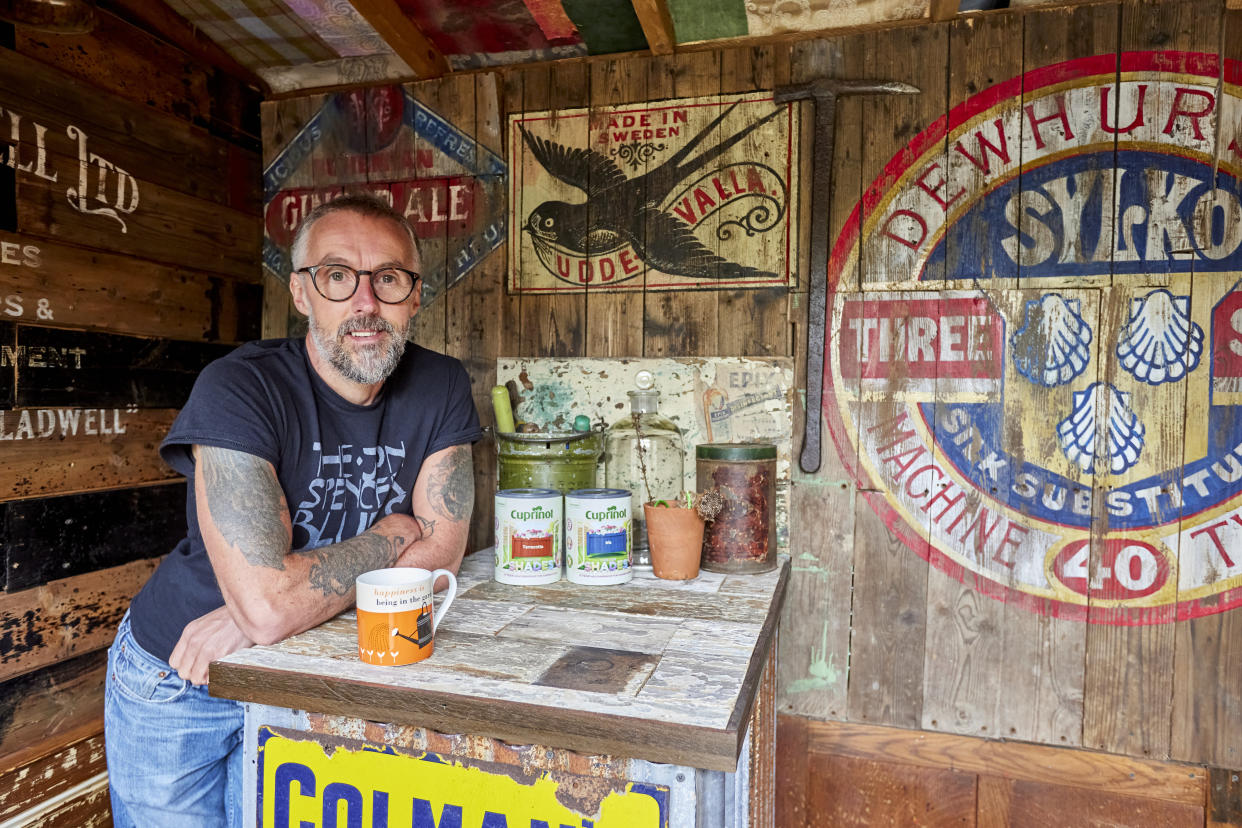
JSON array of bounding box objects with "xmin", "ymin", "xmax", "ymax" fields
[{"xmin": 104, "ymin": 194, "xmax": 481, "ymax": 827}]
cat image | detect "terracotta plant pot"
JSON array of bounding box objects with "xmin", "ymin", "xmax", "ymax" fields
[{"xmin": 643, "ymin": 503, "xmax": 705, "ymax": 580}]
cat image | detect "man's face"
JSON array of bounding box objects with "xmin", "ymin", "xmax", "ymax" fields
[{"xmin": 290, "ymin": 211, "xmax": 421, "ymax": 387}]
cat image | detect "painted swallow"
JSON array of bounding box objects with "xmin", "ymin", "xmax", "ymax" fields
[{"xmin": 519, "ymin": 102, "xmax": 785, "ymax": 280}]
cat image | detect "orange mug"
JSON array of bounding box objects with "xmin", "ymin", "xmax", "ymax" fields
[{"xmin": 355, "ymin": 568, "xmax": 457, "ymax": 666}]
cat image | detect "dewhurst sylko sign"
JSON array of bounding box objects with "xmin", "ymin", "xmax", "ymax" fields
[{"xmin": 828, "ymin": 51, "xmax": 1242, "ymax": 625}]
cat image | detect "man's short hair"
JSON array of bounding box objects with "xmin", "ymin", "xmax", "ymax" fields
[{"xmin": 289, "ymin": 193, "xmax": 420, "ymax": 270}]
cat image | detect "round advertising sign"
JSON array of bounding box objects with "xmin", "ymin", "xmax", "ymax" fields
[{"xmin": 826, "ymin": 51, "xmax": 1242, "ymax": 625}]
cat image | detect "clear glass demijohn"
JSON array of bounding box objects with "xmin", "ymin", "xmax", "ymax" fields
[{"xmin": 604, "ymin": 372, "xmax": 686, "ymax": 567}]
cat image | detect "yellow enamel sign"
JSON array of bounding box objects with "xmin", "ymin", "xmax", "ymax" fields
[{"xmin": 258, "ymin": 727, "xmax": 668, "ymax": 828}]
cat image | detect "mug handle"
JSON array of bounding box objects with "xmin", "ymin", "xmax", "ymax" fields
[{"xmin": 430, "ymin": 569, "xmax": 457, "ymax": 633}]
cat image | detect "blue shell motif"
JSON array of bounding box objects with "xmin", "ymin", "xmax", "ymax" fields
[
  {"xmin": 1056, "ymin": 382, "xmax": 1145, "ymax": 474},
  {"xmin": 1011, "ymin": 294, "xmax": 1093, "ymax": 387},
  {"xmin": 1115, "ymin": 289, "xmax": 1203, "ymax": 385}
]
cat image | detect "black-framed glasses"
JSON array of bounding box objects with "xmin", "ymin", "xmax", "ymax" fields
[{"xmin": 296, "ymin": 264, "xmax": 420, "ymax": 304}]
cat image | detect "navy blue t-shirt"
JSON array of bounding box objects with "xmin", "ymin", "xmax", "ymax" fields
[{"xmin": 128, "ymin": 337, "xmax": 482, "ymax": 662}]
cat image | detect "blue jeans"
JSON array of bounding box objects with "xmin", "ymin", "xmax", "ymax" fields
[{"xmin": 105, "ymin": 612, "xmax": 245, "ymax": 827}]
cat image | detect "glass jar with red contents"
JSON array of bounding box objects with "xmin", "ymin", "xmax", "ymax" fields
[{"xmin": 696, "ymin": 442, "xmax": 777, "ymax": 574}]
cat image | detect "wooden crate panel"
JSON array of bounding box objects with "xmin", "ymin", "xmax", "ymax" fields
[
  {"xmin": 0, "ymin": 46, "xmax": 259, "ymax": 210},
  {"xmin": 0, "ymin": 651, "xmax": 105, "ymax": 760},
  {"xmin": 20, "ymin": 779, "xmax": 110, "ymax": 828},
  {"xmin": 16, "ymin": 169, "xmax": 261, "ymax": 283},
  {"xmin": 0, "ymin": 558, "xmax": 159, "ymax": 681},
  {"xmin": 0, "ymin": 732, "xmax": 106, "ymax": 820},
  {"xmin": 1, "ymin": 483, "xmax": 185, "ymax": 591},
  {"xmin": 0, "ymin": 407, "xmax": 178, "ymax": 501},
  {"xmin": 0, "ymin": 236, "xmax": 262, "ymax": 341},
  {"xmin": 11, "ymin": 325, "xmax": 233, "ymax": 408}
]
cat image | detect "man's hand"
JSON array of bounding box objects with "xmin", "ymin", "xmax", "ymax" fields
[{"xmin": 169, "ymin": 605, "xmax": 254, "ymax": 686}]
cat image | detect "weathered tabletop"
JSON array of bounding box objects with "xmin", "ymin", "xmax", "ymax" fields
[{"xmin": 211, "ymin": 550, "xmax": 789, "ymax": 771}]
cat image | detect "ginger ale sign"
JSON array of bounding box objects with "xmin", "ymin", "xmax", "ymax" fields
[
  {"xmin": 509, "ymin": 93, "xmax": 799, "ymax": 293},
  {"xmin": 828, "ymin": 51, "xmax": 1242, "ymax": 624}
]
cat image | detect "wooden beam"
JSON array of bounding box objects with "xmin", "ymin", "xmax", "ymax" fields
[
  {"xmin": 802, "ymin": 718, "xmax": 1207, "ymax": 808},
  {"xmin": 97, "ymin": 0, "xmax": 269, "ymax": 95},
  {"xmin": 346, "ymin": 0, "xmax": 450, "ymax": 79},
  {"xmin": 631, "ymin": 0, "xmax": 677, "ymax": 55}
]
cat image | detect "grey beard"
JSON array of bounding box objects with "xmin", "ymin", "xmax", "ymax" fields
[{"xmin": 308, "ymin": 310, "xmax": 408, "ymax": 386}]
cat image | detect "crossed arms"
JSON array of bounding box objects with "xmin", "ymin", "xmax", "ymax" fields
[{"xmin": 169, "ymin": 442, "xmax": 474, "ymax": 683}]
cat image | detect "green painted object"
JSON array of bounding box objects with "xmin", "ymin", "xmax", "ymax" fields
[
  {"xmin": 497, "ymin": 431, "xmax": 604, "ymax": 494},
  {"xmin": 561, "ymin": 0, "xmax": 649, "ymax": 54},
  {"xmin": 666, "ymin": 0, "xmax": 748, "ymax": 43}
]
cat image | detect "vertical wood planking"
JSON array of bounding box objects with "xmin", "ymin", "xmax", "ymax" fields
[
  {"xmin": 717, "ymin": 45, "xmax": 790, "ymax": 359},
  {"xmin": 518, "ymin": 63, "xmax": 586, "ymax": 358},
  {"xmin": 260, "ymin": 96, "xmax": 319, "ymax": 338},
  {"xmin": 1208, "ymin": 767, "xmax": 1242, "ymax": 828},
  {"xmin": 587, "ymin": 57, "xmax": 646, "ymax": 358},
  {"xmin": 781, "ymin": 30, "xmax": 861, "ymax": 721},
  {"xmin": 920, "ymin": 12, "xmax": 1021, "ymax": 741},
  {"xmin": 1000, "ymin": 3, "xmax": 1118, "ymax": 748},
  {"xmin": 408, "ymin": 79, "xmax": 450, "ymax": 352},
  {"xmin": 1170, "ymin": 4, "xmax": 1242, "ymax": 770},
  {"xmin": 499, "ymin": 68, "xmax": 526, "ymax": 361},
  {"xmin": 470, "ymin": 71, "xmax": 507, "ymax": 550},
  {"xmin": 440, "ymin": 72, "xmax": 499, "ymax": 553},
  {"xmin": 1081, "ymin": 0, "xmax": 1219, "ymax": 760},
  {"xmin": 644, "ymin": 50, "xmax": 722, "ymax": 358},
  {"xmin": 845, "ymin": 21, "xmax": 949, "ymax": 729},
  {"xmin": 775, "ymin": 35, "xmax": 864, "ymax": 721},
  {"xmin": 778, "ymin": 478, "xmax": 855, "ymax": 719}
]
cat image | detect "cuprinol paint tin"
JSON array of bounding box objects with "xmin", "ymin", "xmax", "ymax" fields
[
  {"xmin": 564, "ymin": 488, "xmax": 631, "ymax": 585},
  {"xmin": 494, "ymin": 488, "xmax": 562, "ymax": 584}
]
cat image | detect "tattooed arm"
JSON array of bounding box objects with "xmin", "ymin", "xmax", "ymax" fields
[
  {"xmin": 191, "ymin": 444, "xmax": 421, "ymax": 646},
  {"xmin": 395, "ymin": 443, "xmax": 475, "ymax": 585}
]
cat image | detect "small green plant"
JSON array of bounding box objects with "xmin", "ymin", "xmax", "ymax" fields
[{"xmin": 648, "ymin": 489, "xmax": 723, "ymax": 521}]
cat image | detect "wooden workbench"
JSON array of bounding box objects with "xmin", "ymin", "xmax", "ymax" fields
[{"xmin": 211, "ymin": 549, "xmax": 789, "ymax": 827}]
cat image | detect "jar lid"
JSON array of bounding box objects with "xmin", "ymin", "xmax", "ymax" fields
[{"xmin": 696, "ymin": 442, "xmax": 777, "ymax": 460}]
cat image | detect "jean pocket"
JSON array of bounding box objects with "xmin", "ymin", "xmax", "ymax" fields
[{"xmin": 109, "ymin": 632, "xmax": 190, "ymax": 705}]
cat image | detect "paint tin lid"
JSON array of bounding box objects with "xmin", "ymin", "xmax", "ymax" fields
[
  {"xmin": 696, "ymin": 442, "xmax": 777, "ymax": 461},
  {"xmin": 566, "ymin": 488, "xmax": 630, "ymax": 498},
  {"xmin": 497, "ymin": 488, "xmax": 561, "ymax": 497}
]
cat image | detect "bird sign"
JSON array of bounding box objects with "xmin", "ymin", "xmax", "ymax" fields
[{"xmin": 508, "ymin": 93, "xmax": 800, "ymax": 293}]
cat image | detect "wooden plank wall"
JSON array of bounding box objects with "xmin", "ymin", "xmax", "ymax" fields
[
  {"xmin": 0, "ymin": 13, "xmax": 262, "ymax": 824},
  {"xmin": 261, "ymin": 0, "xmax": 1242, "ymax": 822}
]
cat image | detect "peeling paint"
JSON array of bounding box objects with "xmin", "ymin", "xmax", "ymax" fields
[
  {"xmin": 787, "ymin": 621, "xmax": 841, "ymax": 693},
  {"xmin": 497, "ymin": 357, "xmax": 795, "ymax": 548}
]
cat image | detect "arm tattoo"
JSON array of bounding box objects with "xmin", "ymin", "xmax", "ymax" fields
[
  {"xmin": 414, "ymin": 514, "xmax": 436, "ymax": 539},
  {"xmin": 199, "ymin": 446, "xmax": 290, "ymax": 570},
  {"xmin": 299, "ymin": 533, "xmax": 406, "ymax": 597},
  {"xmin": 428, "ymin": 444, "xmax": 474, "ymax": 522}
]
